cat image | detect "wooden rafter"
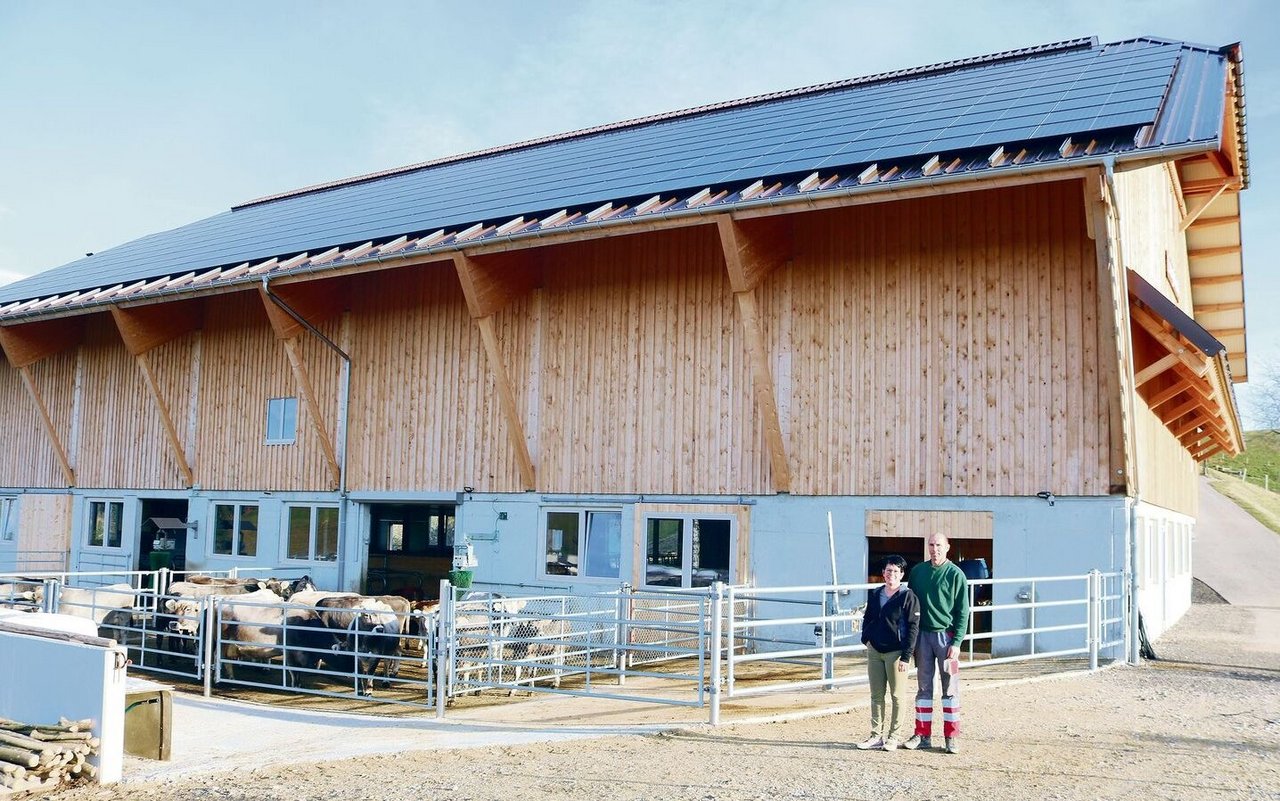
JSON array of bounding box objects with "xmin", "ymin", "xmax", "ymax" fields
[
  {"xmin": 259, "ymin": 280, "xmax": 347, "ymax": 340},
  {"xmin": 1133, "ymin": 353, "xmax": 1179, "ymax": 388},
  {"xmin": 258, "ymin": 287, "xmax": 342, "ymax": 490},
  {"xmin": 1131, "ymin": 305, "xmax": 1207, "ymax": 377},
  {"xmin": 0, "ymin": 318, "xmax": 83, "ymax": 369},
  {"xmin": 715, "ymin": 215, "xmax": 793, "ymax": 493},
  {"xmin": 452, "ymin": 252, "xmax": 538, "ymax": 490},
  {"xmin": 1144, "ymin": 377, "xmax": 1193, "ymax": 409}
]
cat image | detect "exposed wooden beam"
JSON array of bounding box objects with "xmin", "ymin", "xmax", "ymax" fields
[
  {"xmin": 450, "ymin": 252, "xmax": 538, "ymax": 490},
  {"xmin": 475, "ymin": 315, "xmax": 537, "ymax": 491},
  {"xmin": 257, "ymin": 281, "xmax": 346, "ymax": 341},
  {"xmin": 1185, "ymin": 215, "xmax": 1238, "ymax": 232},
  {"xmin": 15, "ymin": 366, "xmax": 75, "ymax": 486},
  {"xmin": 715, "ymin": 215, "xmax": 792, "ymax": 294},
  {"xmin": 1145, "ymin": 377, "xmax": 1193, "ymax": 409},
  {"xmin": 1189, "ymin": 274, "xmax": 1242, "ymax": 289},
  {"xmin": 132, "ymin": 351, "xmax": 195, "ymax": 487},
  {"xmin": 282, "ymin": 338, "xmax": 341, "ymax": 490},
  {"xmin": 1180, "ymin": 177, "xmax": 1242, "ymax": 195},
  {"xmin": 1134, "ymin": 353, "xmax": 1180, "ymax": 388},
  {"xmin": 452, "ymin": 251, "xmax": 541, "ymax": 320},
  {"xmin": 733, "ymin": 290, "xmax": 791, "ymax": 493},
  {"xmin": 109, "ymin": 300, "xmax": 202, "ymax": 356},
  {"xmin": 0, "ymin": 318, "xmax": 84, "ymax": 368},
  {"xmin": 1206, "ymin": 327, "xmax": 1245, "ymax": 338},
  {"xmin": 1196, "ymin": 301, "xmax": 1245, "ymax": 314},
  {"xmin": 1187, "ymin": 245, "xmax": 1242, "ymax": 261},
  {"xmin": 1160, "ymin": 397, "xmax": 1201, "ymax": 426},
  {"xmin": 1179, "ymin": 181, "xmax": 1235, "ymax": 231},
  {"xmin": 1131, "ymin": 305, "xmax": 1208, "ymax": 377}
]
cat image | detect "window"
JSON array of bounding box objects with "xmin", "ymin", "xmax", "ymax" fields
[
  {"xmin": 543, "ymin": 509, "xmax": 622, "ymax": 579},
  {"xmin": 213, "ymin": 503, "xmax": 258, "ymax": 557},
  {"xmin": 86, "ymin": 500, "xmax": 124, "ymax": 548},
  {"xmin": 265, "ymin": 397, "xmax": 298, "ymax": 444},
  {"xmin": 643, "ymin": 514, "xmax": 735, "ymax": 588},
  {"xmin": 286, "ymin": 505, "xmax": 339, "ymax": 562},
  {"xmin": 369, "ymin": 504, "xmax": 455, "ymax": 556},
  {"xmin": 0, "ymin": 498, "xmax": 13, "ymax": 542}
]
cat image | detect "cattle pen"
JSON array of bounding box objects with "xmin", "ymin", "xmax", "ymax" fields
[{"xmin": 0, "ymin": 565, "xmax": 1128, "ymax": 725}]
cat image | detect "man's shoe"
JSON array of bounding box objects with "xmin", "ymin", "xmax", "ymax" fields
[
  {"xmin": 855, "ymin": 735, "xmax": 884, "ymax": 750},
  {"xmin": 945, "ymin": 738, "xmax": 959, "ymax": 754},
  {"xmin": 882, "ymin": 739, "xmax": 900, "ymax": 751},
  {"xmin": 902, "ymin": 735, "xmax": 930, "ymax": 750}
]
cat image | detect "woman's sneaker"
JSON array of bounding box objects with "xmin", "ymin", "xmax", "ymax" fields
[
  {"xmin": 902, "ymin": 735, "xmax": 930, "ymax": 750},
  {"xmin": 855, "ymin": 735, "xmax": 884, "ymax": 750}
]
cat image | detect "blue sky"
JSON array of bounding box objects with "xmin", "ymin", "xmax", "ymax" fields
[{"xmin": 1, "ymin": 1, "xmax": 1276, "ymax": 422}]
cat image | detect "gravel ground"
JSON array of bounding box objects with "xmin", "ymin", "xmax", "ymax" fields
[{"xmin": 49, "ymin": 602, "xmax": 1280, "ymax": 801}]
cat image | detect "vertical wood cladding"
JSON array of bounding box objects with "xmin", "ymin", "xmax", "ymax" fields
[
  {"xmin": 0, "ymin": 352, "xmax": 74, "ymax": 488},
  {"xmin": 344, "ymin": 263, "xmax": 525, "ymax": 492},
  {"xmin": 194, "ymin": 292, "xmax": 341, "ymax": 492},
  {"xmin": 778, "ymin": 180, "xmax": 1109, "ymax": 496},
  {"xmin": 1112, "ymin": 166, "xmax": 1198, "ymax": 516},
  {"xmin": 0, "ymin": 179, "xmax": 1118, "ymax": 498},
  {"xmin": 75, "ymin": 315, "xmax": 193, "ymax": 489}
]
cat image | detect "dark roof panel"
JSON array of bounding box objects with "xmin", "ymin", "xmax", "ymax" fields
[{"xmin": 0, "ymin": 36, "xmax": 1236, "ymax": 306}]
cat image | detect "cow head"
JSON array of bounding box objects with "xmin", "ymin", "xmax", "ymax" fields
[{"xmin": 164, "ymin": 597, "xmax": 202, "ymax": 634}]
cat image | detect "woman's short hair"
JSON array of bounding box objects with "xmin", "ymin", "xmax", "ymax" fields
[{"xmin": 882, "ymin": 554, "xmax": 907, "ymax": 573}]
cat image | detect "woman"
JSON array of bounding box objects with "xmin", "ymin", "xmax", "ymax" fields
[{"xmin": 856, "ymin": 554, "xmax": 921, "ymax": 751}]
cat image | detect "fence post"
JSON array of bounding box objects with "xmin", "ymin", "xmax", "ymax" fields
[
  {"xmin": 203, "ymin": 597, "xmax": 217, "ymax": 698},
  {"xmin": 821, "ymin": 589, "xmax": 836, "ymax": 690},
  {"xmin": 42, "ymin": 578, "xmax": 59, "ymax": 613},
  {"xmin": 725, "ymin": 584, "xmax": 736, "ymax": 698},
  {"xmin": 614, "ymin": 588, "xmax": 628, "ymax": 687},
  {"xmin": 1087, "ymin": 570, "xmax": 1100, "ymax": 671},
  {"xmin": 709, "ymin": 582, "xmax": 724, "ymax": 726},
  {"xmin": 435, "ymin": 579, "xmax": 452, "ymax": 720}
]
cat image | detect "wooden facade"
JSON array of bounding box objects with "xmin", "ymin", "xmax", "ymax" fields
[{"xmin": 0, "ymin": 176, "xmax": 1214, "ymax": 505}]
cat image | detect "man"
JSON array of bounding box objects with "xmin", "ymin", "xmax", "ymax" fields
[{"xmin": 903, "ymin": 531, "xmax": 969, "ymax": 754}]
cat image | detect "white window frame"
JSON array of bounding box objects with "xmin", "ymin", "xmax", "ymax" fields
[
  {"xmin": 84, "ymin": 499, "xmax": 125, "ymax": 550},
  {"xmin": 0, "ymin": 497, "xmax": 14, "ymax": 542},
  {"xmin": 211, "ymin": 502, "xmax": 260, "ymax": 558},
  {"xmin": 283, "ymin": 504, "xmax": 340, "ymax": 563},
  {"xmin": 265, "ymin": 397, "xmax": 298, "ymax": 444},
  {"xmin": 640, "ymin": 512, "xmax": 737, "ymax": 590},
  {"xmin": 540, "ymin": 507, "xmax": 624, "ymax": 583}
]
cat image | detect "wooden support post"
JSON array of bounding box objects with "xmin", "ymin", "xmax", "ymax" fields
[
  {"xmin": 1087, "ymin": 173, "xmax": 1131, "ymax": 494},
  {"xmin": 16, "ymin": 366, "xmax": 75, "ymax": 487},
  {"xmin": 452, "ymin": 252, "xmax": 539, "ymax": 490},
  {"xmin": 0, "ymin": 321, "xmax": 83, "ymax": 487},
  {"xmin": 258, "ymin": 285, "xmax": 345, "ymax": 490},
  {"xmin": 716, "ymin": 215, "xmax": 792, "ymax": 493},
  {"xmin": 109, "ymin": 303, "xmax": 201, "ymax": 487},
  {"xmin": 282, "ymin": 338, "xmax": 341, "ymax": 489}
]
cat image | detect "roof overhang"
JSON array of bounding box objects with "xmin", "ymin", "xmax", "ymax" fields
[{"xmin": 1128, "ymin": 269, "xmax": 1243, "ymax": 460}]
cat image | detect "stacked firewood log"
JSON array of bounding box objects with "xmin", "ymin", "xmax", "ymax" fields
[{"xmin": 0, "ymin": 717, "xmax": 98, "ymax": 794}]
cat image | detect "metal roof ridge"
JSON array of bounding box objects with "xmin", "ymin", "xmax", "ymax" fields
[{"xmin": 231, "ymin": 35, "xmax": 1103, "ymax": 212}]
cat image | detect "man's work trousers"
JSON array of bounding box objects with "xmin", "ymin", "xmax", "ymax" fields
[{"xmin": 914, "ymin": 630, "xmax": 960, "ymax": 739}]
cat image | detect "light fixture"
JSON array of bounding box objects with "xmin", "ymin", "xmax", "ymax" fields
[
  {"xmin": 1035, "ymin": 491, "xmax": 1056, "ymax": 507},
  {"xmin": 463, "ymin": 486, "xmax": 475, "ymax": 494}
]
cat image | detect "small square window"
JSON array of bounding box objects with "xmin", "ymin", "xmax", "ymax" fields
[
  {"xmin": 1, "ymin": 498, "xmax": 15, "ymax": 542},
  {"xmin": 266, "ymin": 397, "xmax": 298, "ymax": 444}
]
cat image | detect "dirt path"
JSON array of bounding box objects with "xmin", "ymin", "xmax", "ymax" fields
[{"xmin": 52, "ymin": 602, "xmax": 1279, "ymax": 801}]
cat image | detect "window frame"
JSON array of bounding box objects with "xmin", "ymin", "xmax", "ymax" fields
[
  {"xmin": 265, "ymin": 396, "xmax": 299, "ymax": 445},
  {"xmin": 282, "ymin": 504, "xmax": 340, "ymax": 563},
  {"xmin": 640, "ymin": 512, "xmax": 737, "ymax": 590},
  {"xmin": 0, "ymin": 497, "xmax": 14, "ymax": 542},
  {"xmin": 540, "ymin": 507, "xmax": 624, "ymax": 583},
  {"xmin": 210, "ymin": 502, "xmax": 260, "ymax": 559},
  {"xmin": 367, "ymin": 503, "xmax": 456, "ymax": 557},
  {"xmin": 84, "ymin": 499, "xmax": 125, "ymax": 550}
]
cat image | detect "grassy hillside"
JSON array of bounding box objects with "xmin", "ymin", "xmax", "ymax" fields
[
  {"xmin": 1206, "ymin": 429, "xmax": 1280, "ymax": 491},
  {"xmin": 1205, "ymin": 469, "xmax": 1280, "ymax": 535}
]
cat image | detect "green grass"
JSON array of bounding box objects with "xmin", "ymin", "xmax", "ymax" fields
[
  {"xmin": 1206, "ymin": 429, "xmax": 1280, "ymax": 492},
  {"xmin": 1206, "ymin": 467, "xmax": 1280, "ymax": 536}
]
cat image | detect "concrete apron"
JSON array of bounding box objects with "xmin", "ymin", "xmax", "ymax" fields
[{"xmin": 121, "ymin": 657, "xmax": 1097, "ymax": 782}]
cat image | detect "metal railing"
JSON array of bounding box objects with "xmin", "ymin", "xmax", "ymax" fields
[{"xmin": 2, "ymin": 567, "xmax": 1131, "ymax": 724}]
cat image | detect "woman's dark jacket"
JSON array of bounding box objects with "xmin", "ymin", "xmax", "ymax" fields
[{"xmin": 859, "ymin": 586, "xmax": 921, "ymax": 663}]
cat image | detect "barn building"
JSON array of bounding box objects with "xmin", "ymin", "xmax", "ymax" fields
[{"xmin": 0, "ymin": 36, "xmax": 1249, "ymax": 640}]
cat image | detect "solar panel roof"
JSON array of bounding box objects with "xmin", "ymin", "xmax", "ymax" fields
[{"xmin": 0, "ymin": 35, "xmax": 1237, "ymax": 308}]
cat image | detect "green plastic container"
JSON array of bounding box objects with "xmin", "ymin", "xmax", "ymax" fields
[
  {"xmin": 448, "ymin": 569, "xmax": 473, "ymax": 590},
  {"xmin": 148, "ymin": 551, "xmax": 172, "ymax": 571}
]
